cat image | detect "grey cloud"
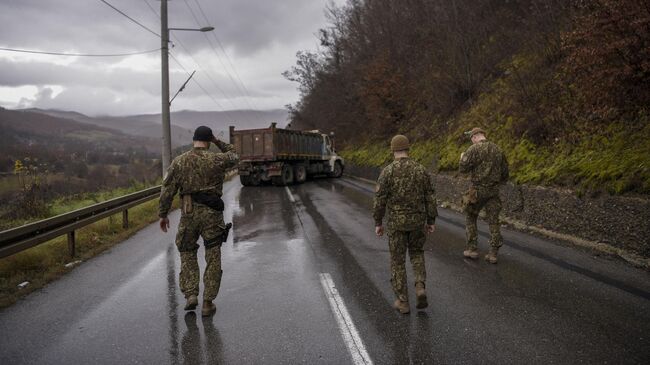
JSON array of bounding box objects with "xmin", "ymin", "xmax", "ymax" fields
[{"xmin": 0, "ymin": 0, "xmax": 343, "ymax": 115}]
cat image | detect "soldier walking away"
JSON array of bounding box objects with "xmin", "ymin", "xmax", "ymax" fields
[
  {"xmin": 158, "ymin": 126, "xmax": 239, "ymax": 316},
  {"xmin": 459, "ymin": 127, "xmax": 509, "ymax": 264},
  {"xmin": 373, "ymin": 135, "xmax": 438, "ymax": 314}
]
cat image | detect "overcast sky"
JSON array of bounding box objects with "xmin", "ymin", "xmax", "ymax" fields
[{"xmin": 0, "ymin": 0, "xmax": 343, "ymax": 116}]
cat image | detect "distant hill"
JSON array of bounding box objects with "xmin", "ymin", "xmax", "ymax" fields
[
  {"xmin": 25, "ymin": 108, "xmax": 289, "ymax": 147},
  {"xmin": 23, "ymin": 108, "xmax": 193, "ymax": 148},
  {"xmin": 0, "ymin": 107, "xmax": 160, "ymax": 172}
]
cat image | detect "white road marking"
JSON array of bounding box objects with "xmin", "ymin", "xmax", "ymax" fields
[
  {"xmin": 319, "ymin": 273, "xmax": 374, "ymax": 365},
  {"xmin": 284, "ymin": 186, "xmax": 296, "ymax": 203}
]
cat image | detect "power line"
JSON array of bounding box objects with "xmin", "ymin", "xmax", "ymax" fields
[
  {"xmin": 142, "ymin": 0, "xmax": 159, "ymax": 17},
  {"xmin": 183, "ymin": 0, "xmax": 261, "ymax": 115},
  {"xmin": 142, "ymin": 0, "xmax": 249, "ymax": 122},
  {"xmin": 99, "ymin": 0, "xmax": 161, "ymax": 38},
  {"xmin": 171, "ymin": 38, "xmax": 256, "ymax": 124},
  {"xmin": 168, "ymin": 52, "xmax": 239, "ymax": 122},
  {"xmin": 192, "ymin": 0, "xmax": 260, "ymax": 110},
  {"xmin": 0, "ymin": 46, "xmax": 160, "ymax": 57}
]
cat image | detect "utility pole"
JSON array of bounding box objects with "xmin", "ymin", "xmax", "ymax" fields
[{"xmin": 160, "ymin": 0, "xmax": 172, "ymax": 178}]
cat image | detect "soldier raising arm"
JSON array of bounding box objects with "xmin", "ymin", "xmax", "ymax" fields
[
  {"xmin": 459, "ymin": 127, "xmax": 508, "ymax": 264},
  {"xmin": 158, "ymin": 126, "xmax": 239, "ymax": 317}
]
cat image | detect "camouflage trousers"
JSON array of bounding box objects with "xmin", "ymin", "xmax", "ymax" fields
[
  {"xmin": 388, "ymin": 229, "xmax": 426, "ymax": 302},
  {"xmin": 176, "ymin": 205, "xmax": 226, "ymax": 301},
  {"xmin": 463, "ymin": 186, "xmax": 502, "ymax": 251}
]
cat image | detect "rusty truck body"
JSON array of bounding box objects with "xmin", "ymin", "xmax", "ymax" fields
[{"xmin": 229, "ymin": 123, "xmax": 344, "ymax": 186}]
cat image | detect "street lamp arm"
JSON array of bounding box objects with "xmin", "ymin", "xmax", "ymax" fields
[{"xmin": 168, "ymin": 26, "xmax": 214, "ymax": 32}]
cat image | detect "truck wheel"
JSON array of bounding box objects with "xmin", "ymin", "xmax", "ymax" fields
[
  {"xmin": 272, "ymin": 164, "xmax": 294, "ymax": 186},
  {"xmin": 330, "ymin": 161, "xmax": 343, "ymax": 178},
  {"xmin": 294, "ymin": 165, "xmax": 307, "ymax": 184},
  {"xmin": 240, "ymin": 175, "xmax": 252, "ymax": 186},
  {"xmin": 240, "ymin": 174, "xmax": 260, "ymax": 186}
]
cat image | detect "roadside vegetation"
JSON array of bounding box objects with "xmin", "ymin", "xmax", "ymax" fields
[
  {"xmin": 0, "ymin": 195, "xmax": 176, "ymax": 309},
  {"xmin": 285, "ymin": 0, "xmax": 650, "ymax": 195}
]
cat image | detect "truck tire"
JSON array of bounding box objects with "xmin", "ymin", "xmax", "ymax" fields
[
  {"xmin": 240, "ymin": 174, "xmax": 260, "ymax": 186},
  {"xmin": 272, "ymin": 164, "xmax": 294, "ymax": 186},
  {"xmin": 329, "ymin": 161, "xmax": 343, "ymax": 178},
  {"xmin": 294, "ymin": 165, "xmax": 307, "ymax": 184}
]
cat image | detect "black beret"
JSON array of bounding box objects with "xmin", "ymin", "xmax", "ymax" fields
[{"xmin": 193, "ymin": 126, "xmax": 214, "ymax": 142}]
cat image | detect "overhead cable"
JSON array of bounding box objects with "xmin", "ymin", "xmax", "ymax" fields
[
  {"xmin": 193, "ymin": 0, "xmax": 259, "ymax": 109},
  {"xmin": 168, "ymin": 52, "xmax": 238, "ymax": 121},
  {"xmin": 183, "ymin": 0, "xmax": 260, "ymax": 115},
  {"xmin": 0, "ymin": 46, "xmax": 160, "ymax": 57},
  {"xmin": 99, "ymin": 0, "xmax": 161, "ymax": 38}
]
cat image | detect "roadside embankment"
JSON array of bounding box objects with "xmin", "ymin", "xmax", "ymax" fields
[
  {"xmin": 345, "ymin": 164, "xmax": 650, "ymax": 268},
  {"xmin": 0, "ymin": 170, "xmax": 237, "ymax": 309}
]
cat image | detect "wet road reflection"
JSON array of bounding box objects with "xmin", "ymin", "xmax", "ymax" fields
[
  {"xmin": 0, "ymin": 178, "xmax": 648, "ymax": 364},
  {"xmin": 166, "ymin": 243, "xmax": 180, "ymax": 364}
]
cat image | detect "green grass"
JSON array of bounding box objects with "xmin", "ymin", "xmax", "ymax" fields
[
  {"xmin": 0, "ymin": 180, "xmax": 161, "ymax": 231},
  {"xmin": 0, "ymin": 173, "xmax": 238, "ymax": 309},
  {"xmin": 48, "ymin": 181, "xmax": 156, "ymax": 216},
  {"xmin": 341, "ymin": 121, "xmax": 650, "ymax": 195},
  {"xmin": 341, "ymin": 50, "xmax": 650, "ymax": 195},
  {"xmin": 0, "ymin": 197, "xmax": 178, "ymax": 309}
]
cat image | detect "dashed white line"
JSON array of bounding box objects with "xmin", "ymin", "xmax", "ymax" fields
[
  {"xmin": 284, "ymin": 186, "xmax": 296, "ymax": 203},
  {"xmin": 319, "ymin": 273, "xmax": 373, "ymax": 365}
]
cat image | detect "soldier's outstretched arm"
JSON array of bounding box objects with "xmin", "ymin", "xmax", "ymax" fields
[
  {"xmin": 458, "ymin": 147, "xmax": 474, "ymax": 173},
  {"xmin": 211, "ymin": 137, "xmax": 239, "ymax": 169},
  {"xmin": 158, "ymin": 161, "xmax": 180, "ymax": 220},
  {"xmin": 373, "ymin": 168, "xmax": 389, "ymax": 231},
  {"xmin": 212, "ymin": 137, "xmax": 234, "ymax": 153},
  {"xmin": 424, "ymin": 171, "xmax": 438, "ymax": 226}
]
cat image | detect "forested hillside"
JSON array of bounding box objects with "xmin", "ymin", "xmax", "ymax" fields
[
  {"xmin": 0, "ymin": 108, "xmax": 162, "ymax": 226},
  {"xmin": 284, "ymin": 0, "xmax": 650, "ymax": 194}
]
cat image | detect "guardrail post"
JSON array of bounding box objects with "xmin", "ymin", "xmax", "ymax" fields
[
  {"xmin": 122, "ymin": 210, "xmax": 129, "ymax": 229},
  {"xmin": 67, "ymin": 231, "xmax": 76, "ymax": 258}
]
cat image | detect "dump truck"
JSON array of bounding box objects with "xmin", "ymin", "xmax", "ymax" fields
[{"xmin": 229, "ymin": 123, "xmax": 344, "ymax": 186}]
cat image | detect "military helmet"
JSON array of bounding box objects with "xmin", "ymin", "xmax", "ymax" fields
[
  {"xmin": 464, "ymin": 127, "xmax": 487, "ymax": 138},
  {"xmin": 390, "ymin": 135, "xmax": 410, "ymax": 151}
]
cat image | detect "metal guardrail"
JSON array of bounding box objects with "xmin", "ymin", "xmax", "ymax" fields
[{"xmin": 0, "ymin": 186, "xmax": 161, "ymax": 259}]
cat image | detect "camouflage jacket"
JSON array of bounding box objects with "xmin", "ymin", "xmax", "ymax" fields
[
  {"xmin": 158, "ymin": 140, "xmax": 239, "ymax": 218},
  {"xmin": 373, "ymin": 157, "xmax": 438, "ymax": 231},
  {"xmin": 458, "ymin": 140, "xmax": 509, "ymax": 188}
]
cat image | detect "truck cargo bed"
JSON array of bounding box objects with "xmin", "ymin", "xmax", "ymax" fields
[{"xmin": 230, "ymin": 123, "xmax": 324, "ymax": 161}]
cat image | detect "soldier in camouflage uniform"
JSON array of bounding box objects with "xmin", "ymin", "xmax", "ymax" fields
[
  {"xmin": 159, "ymin": 126, "xmax": 239, "ymax": 316},
  {"xmin": 373, "ymin": 135, "xmax": 437, "ymax": 314},
  {"xmin": 459, "ymin": 127, "xmax": 509, "ymax": 264}
]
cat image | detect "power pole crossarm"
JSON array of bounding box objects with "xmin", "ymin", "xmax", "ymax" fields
[{"xmin": 170, "ymin": 70, "xmax": 196, "ymax": 105}]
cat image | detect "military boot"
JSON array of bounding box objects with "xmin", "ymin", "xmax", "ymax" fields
[
  {"xmin": 393, "ymin": 299, "xmax": 410, "ymax": 314},
  {"xmin": 202, "ymin": 300, "xmax": 216, "ymax": 317},
  {"xmin": 184, "ymin": 295, "xmax": 198, "ymax": 310},
  {"xmin": 485, "ymin": 248, "xmax": 498, "ymax": 264},
  {"xmin": 463, "ymin": 249, "xmax": 479, "ymax": 259},
  {"xmin": 415, "ymin": 282, "xmax": 428, "ymax": 309}
]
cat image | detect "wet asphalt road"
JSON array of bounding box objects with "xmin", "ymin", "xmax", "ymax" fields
[{"xmin": 1, "ymin": 177, "xmax": 649, "ymax": 364}]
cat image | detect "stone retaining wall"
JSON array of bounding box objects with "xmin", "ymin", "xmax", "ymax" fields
[{"xmin": 345, "ymin": 164, "xmax": 650, "ymax": 261}]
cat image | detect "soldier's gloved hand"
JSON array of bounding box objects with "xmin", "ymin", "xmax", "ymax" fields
[
  {"xmin": 159, "ymin": 217, "xmax": 170, "ymax": 233},
  {"xmin": 426, "ymin": 224, "xmax": 435, "ymax": 234},
  {"xmin": 375, "ymin": 225, "xmax": 384, "ymax": 237}
]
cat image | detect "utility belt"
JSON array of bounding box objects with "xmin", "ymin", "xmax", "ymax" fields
[
  {"xmin": 182, "ymin": 192, "xmax": 224, "ymax": 213},
  {"xmin": 181, "ymin": 192, "xmax": 231, "ymax": 246},
  {"xmin": 191, "ymin": 192, "xmax": 225, "ymax": 211}
]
